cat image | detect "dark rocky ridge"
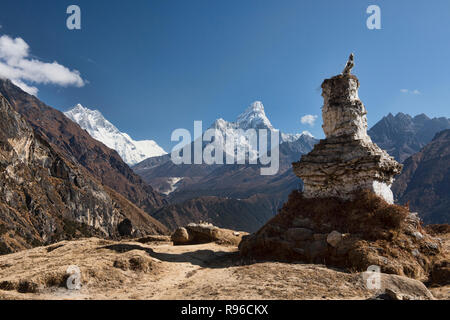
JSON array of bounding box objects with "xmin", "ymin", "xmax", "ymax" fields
[
  {"xmin": 0, "ymin": 79, "xmax": 166, "ymax": 215},
  {"xmin": 0, "ymin": 93, "xmax": 168, "ymax": 254},
  {"xmin": 152, "ymin": 195, "xmax": 279, "ymax": 233},
  {"xmin": 368, "ymin": 112, "xmax": 450, "ymax": 163},
  {"xmin": 133, "ymin": 135, "xmax": 316, "ymax": 232},
  {"xmin": 392, "ymin": 129, "xmax": 450, "ymax": 224}
]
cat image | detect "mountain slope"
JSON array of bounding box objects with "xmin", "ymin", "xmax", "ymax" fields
[
  {"xmin": 0, "ymin": 79, "xmax": 166, "ymax": 215},
  {"xmin": 152, "ymin": 195, "xmax": 278, "ymax": 233},
  {"xmin": 133, "ymin": 101, "xmax": 317, "ymax": 196},
  {"xmin": 368, "ymin": 113, "xmax": 450, "ymax": 162},
  {"xmin": 0, "ymin": 93, "xmax": 168, "ymax": 254},
  {"xmin": 133, "ymin": 101, "xmax": 318, "ymax": 232},
  {"xmin": 65, "ymin": 104, "xmax": 166, "ymax": 165},
  {"xmin": 392, "ymin": 129, "xmax": 450, "ymax": 224}
]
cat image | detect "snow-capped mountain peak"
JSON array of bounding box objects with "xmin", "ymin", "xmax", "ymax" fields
[
  {"xmin": 236, "ymin": 101, "xmax": 274, "ymax": 130},
  {"xmin": 205, "ymin": 101, "xmax": 315, "ymax": 162},
  {"xmin": 209, "ymin": 101, "xmax": 315, "ymax": 143},
  {"xmin": 65, "ymin": 104, "xmax": 167, "ymax": 165}
]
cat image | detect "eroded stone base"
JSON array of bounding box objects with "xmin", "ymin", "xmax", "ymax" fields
[
  {"xmin": 239, "ymin": 190, "xmax": 443, "ymax": 281},
  {"xmin": 302, "ymin": 180, "xmax": 394, "ymax": 204}
]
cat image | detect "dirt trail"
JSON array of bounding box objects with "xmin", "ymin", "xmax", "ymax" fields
[{"xmin": 0, "ymin": 237, "xmax": 445, "ymax": 300}]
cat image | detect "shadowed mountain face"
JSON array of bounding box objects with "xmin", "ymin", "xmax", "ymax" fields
[
  {"xmin": 133, "ymin": 138, "xmax": 316, "ymax": 232},
  {"xmin": 134, "ymin": 110, "xmax": 450, "ymax": 231},
  {"xmin": 393, "ymin": 129, "xmax": 450, "ymax": 224},
  {"xmin": 369, "ymin": 113, "xmax": 450, "ymax": 163},
  {"xmin": 152, "ymin": 195, "xmax": 279, "ymax": 233},
  {"xmin": 133, "ymin": 135, "xmax": 316, "ymax": 201},
  {"xmin": 0, "ymin": 79, "xmax": 166, "ymax": 215},
  {"xmin": 132, "ymin": 104, "xmax": 318, "ymax": 232},
  {"xmin": 0, "ymin": 93, "xmax": 168, "ymax": 254}
]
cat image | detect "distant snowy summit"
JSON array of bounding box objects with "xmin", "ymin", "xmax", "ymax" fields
[
  {"xmin": 211, "ymin": 101, "xmax": 314, "ymax": 144},
  {"xmin": 65, "ymin": 104, "xmax": 167, "ymax": 165}
]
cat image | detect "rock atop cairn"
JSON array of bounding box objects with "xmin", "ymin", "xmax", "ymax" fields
[
  {"xmin": 293, "ymin": 54, "xmax": 402, "ymax": 204},
  {"xmin": 239, "ymin": 56, "xmax": 444, "ymax": 284}
]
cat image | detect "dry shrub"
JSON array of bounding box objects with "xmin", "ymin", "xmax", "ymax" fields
[
  {"xmin": 425, "ymin": 224, "xmax": 450, "ymax": 236},
  {"xmin": 43, "ymin": 272, "xmax": 69, "ymax": 287},
  {"xmin": 0, "ymin": 280, "xmax": 14, "ymax": 291},
  {"xmin": 113, "ymin": 255, "xmax": 154, "ymax": 273},
  {"xmin": 278, "ymin": 190, "xmax": 409, "ymax": 240},
  {"xmin": 240, "ymin": 189, "xmax": 444, "ymax": 280},
  {"xmin": 17, "ymin": 280, "xmax": 38, "ymax": 293}
]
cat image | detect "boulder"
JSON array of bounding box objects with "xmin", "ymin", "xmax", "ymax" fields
[
  {"xmin": 367, "ymin": 273, "xmax": 435, "ymax": 300},
  {"xmin": 171, "ymin": 227, "xmax": 190, "ymax": 245},
  {"xmin": 118, "ymin": 219, "xmax": 133, "ymax": 237},
  {"xmin": 430, "ymin": 259, "xmax": 450, "ymax": 286},
  {"xmin": 327, "ymin": 231, "xmax": 343, "ymax": 248},
  {"xmin": 172, "ymin": 223, "xmax": 248, "ymax": 246}
]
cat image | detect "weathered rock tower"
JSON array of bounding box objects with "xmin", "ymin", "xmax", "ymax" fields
[
  {"xmin": 240, "ymin": 56, "xmax": 443, "ymax": 281},
  {"xmin": 293, "ymin": 54, "xmax": 402, "ymax": 203}
]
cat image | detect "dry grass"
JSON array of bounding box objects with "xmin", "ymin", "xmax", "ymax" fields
[
  {"xmin": 278, "ymin": 190, "xmax": 409, "ymax": 240},
  {"xmin": 240, "ymin": 190, "xmax": 445, "ymax": 281},
  {"xmin": 0, "ymin": 236, "xmax": 445, "ymax": 300}
]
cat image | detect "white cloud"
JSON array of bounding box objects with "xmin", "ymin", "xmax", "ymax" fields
[
  {"xmin": 0, "ymin": 35, "xmax": 85, "ymax": 96},
  {"xmin": 301, "ymin": 114, "xmax": 318, "ymax": 126},
  {"xmin": 400, "ymin": 89, "xmax": 421, "ymax": 95}
]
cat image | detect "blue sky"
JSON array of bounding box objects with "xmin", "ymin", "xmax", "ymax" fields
[{"xmin": 0, "ymin": 0, "xmax": 449, "ymax": 150}]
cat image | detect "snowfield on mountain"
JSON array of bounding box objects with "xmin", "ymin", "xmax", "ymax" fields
[{"xmin": 65, "ymin": 104, "xmax": 167, "ymax": 165}]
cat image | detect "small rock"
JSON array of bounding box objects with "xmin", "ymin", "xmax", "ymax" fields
[
  {"xmin": 384, "ymin": 288, "xmax": 407, "ymax": 300},
  {"xmin": 117, "ymin": 219, "xmax": 133, "ymax": 237},
  {"xmin": 421, "ymin": 241, "xmax": 440, "ymax": 255},
  {"xmin": 185, "ymin": 223, "xmax": 220, "ymax": 243},
  {"xmin": 412, "ymin": 231, "xmax": 423, "ymax": 240},
  {"xmin": 327, "ymin": 231, "xmax": 343, "ymax": 248},
  {"xmin": 366, "ymin": 273, "xmax": 435, "ymax": 300},
  {"xmin": 171, "ymin": 227, "xmax": 190, "ymax": 245},
  {"xmin": 430, "ymin": 260, "xmax": 450, "ymax": 286},
  {"xmin": 411, "ymin": 249, "xmax": 420, "ymax": 257},
  {"xmin": 425, "ymin": 242, "xmax": 439, "ymax": 250}
]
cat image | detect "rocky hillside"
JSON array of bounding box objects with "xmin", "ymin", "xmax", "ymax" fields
[
  {"xmin": 133, "ymin": 102, "xmax": 316, "ymax": 199},
  {"xmin": 0, "ymin": 79, "xmax": 166, "ymax": 215},
  {"xmin": 152, "ymin": 195, "xmax": 279, "ymax": 233},
  {"xmin": 0, "ymin": 93, "xmax": 168, "ymax": 254},
  {"xmin": 368, "ymin": 113, "xmax": 450, "ymax": 163},
  {"xmin": 132, "ymin": 102, "xmax": 317, "ymax": 232},
  {"xmin": 134, "ymin": 137, "xmax": 315, "ymax": 232},
  {"xmin": 393, "ymin": 130, "xmax": 450, "ymax": 224}
]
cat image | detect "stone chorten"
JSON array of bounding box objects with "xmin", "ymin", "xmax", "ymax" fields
[{"xmin": 293, "ymin": 54, "xmax": 402, "ymax": 203}]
